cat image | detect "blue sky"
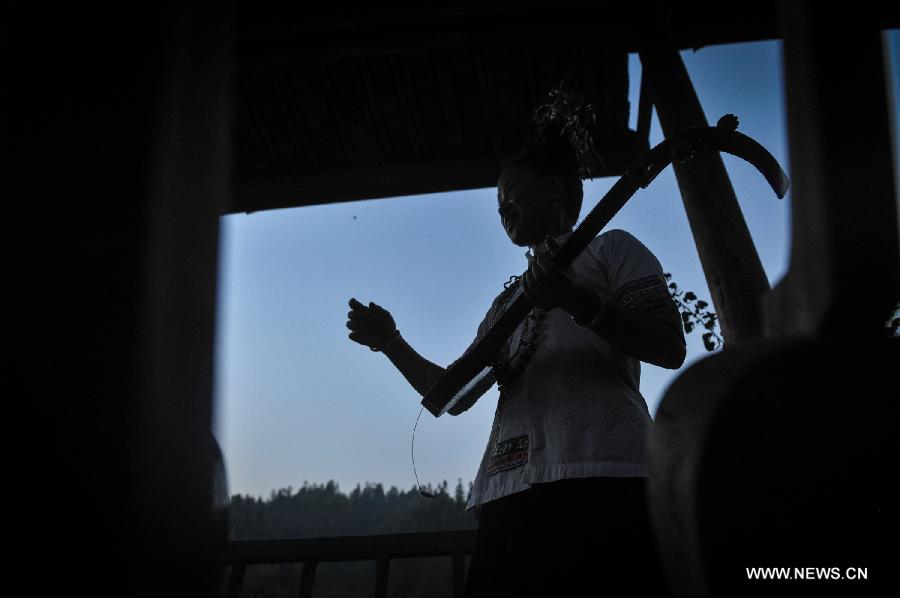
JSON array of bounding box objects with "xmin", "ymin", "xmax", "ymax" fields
[{"xmin": 214, "ymin": 33, "xmax": 899, "ymax": 500}]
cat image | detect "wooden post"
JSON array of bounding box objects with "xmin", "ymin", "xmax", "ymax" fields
[
  {"xmin": 226, "ymin": 563, "xmax": 246, "ymax": 598},
  {"xmin": 375, "ymin": 556, "xmax": 391, "ymax": 598},
  {"xmin": 765, "ymin": 2, "xmax": 899, "ymax": 335},
  {"xmin": 298, "ymin": 559, "xmax": 318, "ymax": 598},
  {"xmin": 13, "ymin": 2, "xmax": 234, "ymax": 597},
  {"xmin": 639, "ymin": 46, "xmax": 771, "ymax": 345},
  {"xmin": 452, "ymin": 551, "xmax": 466, "ymax": 598}
]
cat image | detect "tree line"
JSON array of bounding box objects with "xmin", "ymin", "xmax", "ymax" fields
[{"xmin": 227, "ymin": 479, "xmax": 476, "ymax": 597}]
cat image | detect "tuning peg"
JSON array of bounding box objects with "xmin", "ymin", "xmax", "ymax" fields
[{"xmin": 717, "ymin": 114, "xmax": 740, "ymax": 131}]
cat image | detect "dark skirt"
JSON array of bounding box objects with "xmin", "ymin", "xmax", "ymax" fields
[{"xmin": 463, "ymin": 476, "xmax": 671, "ymax": 597}]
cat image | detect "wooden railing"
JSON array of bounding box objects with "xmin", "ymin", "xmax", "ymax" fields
[{"xmin": 223, "ymin": 529, "xmax": 477, "ymax": 598}]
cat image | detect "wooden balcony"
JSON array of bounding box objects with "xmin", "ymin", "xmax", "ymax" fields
[{"xmin": 224, "ymin": 529, "xmax": 477, "ymax": 598}]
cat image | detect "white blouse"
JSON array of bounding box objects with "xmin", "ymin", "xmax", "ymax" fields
[{"xmin": 451, "ymin": 228, "xmax": 674, "ymax": 520}]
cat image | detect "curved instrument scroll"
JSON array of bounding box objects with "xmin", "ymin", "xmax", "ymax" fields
[{"xmin": 423, "ymin": 119, "xmax": 790, "ymax": 417}]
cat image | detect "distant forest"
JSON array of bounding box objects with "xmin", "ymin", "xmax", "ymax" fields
[{"xmin": 227, "ymin": 480, "xmax": 477, "ymax": 598}]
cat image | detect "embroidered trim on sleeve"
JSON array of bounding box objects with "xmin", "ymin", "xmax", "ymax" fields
[{"xmin": 615, "ymin": 275, "xmax": 671, "ymax": 310}]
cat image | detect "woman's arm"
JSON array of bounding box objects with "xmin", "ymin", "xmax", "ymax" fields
[
  {"xmin": 347, "ymin": 297, "xmax": 446, "ymax": 397},
  {"xmin": 381, "ymin": 335, "xmax": 446, "ymax": 397},
  {"xmin": 564, "ymin": 286, "xmax": 686, "ymax": 369},
  {"xmin": 523, "ymin": 249, "xmax": 686, "ymax": 370}
]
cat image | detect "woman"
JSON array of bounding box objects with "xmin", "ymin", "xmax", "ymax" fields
[{"xmin": 346, "ymin": 130, "xmax": 685, "ymax": 596}]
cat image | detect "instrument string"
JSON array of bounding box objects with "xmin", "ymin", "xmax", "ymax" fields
[
  {"xmin": 411, "ymin": 272, "xmax": 541, "ymax": 500},
  {"xmin": 411, "ymin": 405, "xmax": 435, "ymax": 498}
]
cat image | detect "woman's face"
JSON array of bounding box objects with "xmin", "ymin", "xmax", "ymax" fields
[{"xmin": 497, "ymin": 165, "xmax": 563, "ymax": 247}]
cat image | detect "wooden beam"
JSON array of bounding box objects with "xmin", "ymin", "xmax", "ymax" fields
[
  {"xmin": 232, "ymin": 156, "xmax": 505, "ymax": 213},
  {"xmin": 225, "ymin": 530, "xmax": 478, "ymax": 564},
  {"xmin": 640, "ymin": 45, "xmax": 770, "ymax": 345},
  {"xmin": 234, "ymin": 1, "xmax": 794, "ymax": 70},
  {"xmin": 636, "ymin": 69, "xmax": 652, "ymax": 146},
  {"xmin": 232, "ymin": 127, "xmax": 647, "ymax": 215}
]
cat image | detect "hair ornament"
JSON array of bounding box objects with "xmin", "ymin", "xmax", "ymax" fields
[{"xmin": 531, "ymin": 78, "xmax": 607, "ymax": 180}]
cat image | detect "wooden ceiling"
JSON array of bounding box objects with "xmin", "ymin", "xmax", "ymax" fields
[{"xmin": 231, "ymin": 1, "xmax": 789, "ymax": 214}]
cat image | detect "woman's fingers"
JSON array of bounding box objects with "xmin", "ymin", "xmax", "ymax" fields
[
  {"xmin": 524, "ymin": 254, "xmax": 572, "ymax": 310},
  {"xmin": 524, "ymin": 268, "xmax": 554, "ymax": 310},
  {"xmin": 525, "ymin": 267, "xmax": 549, "ymax": 303},
  {"xmin": 348, "ymin": 298, "xmax": 374, "ymax": 331},
  {"xmin": 534, "ymin": 254, "xmax": 572, "ymax": 304},
  {"xmin": 535, "ymin": 253, "xmax": 571, "ymax": 288},
  {"xmin": 347, "ymin": 298, "xmax": 396, "ymax": 349}
]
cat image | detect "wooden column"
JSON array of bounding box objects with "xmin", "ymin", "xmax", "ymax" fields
[
  {"xmin": 375, "ymin": 556, "xmax": 391, "ymax": 598},
  {"xmin": 640, "ymin": 46, "xmax": 771, "ymax": 345},
  {"xmin": 298, "ymin": 559, "xmax": 318, "ymax": 598},
  {"xmin": 12, "ymin": 2, "xmax": 234, "ymax": 597},
  {"xmin": 765, "ymin": 2, "xmax": 899, "ymax": 336},
  {"xmin": 452, "ymin": 551, "xmax": 467, "ymax": 598},
  {"xmin": 226, "ymin": 563, "xmax": 247, "ymax": 598}
]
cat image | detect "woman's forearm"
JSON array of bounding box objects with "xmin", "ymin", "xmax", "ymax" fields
[
  {"xmin": 381, "ymin": 334, "xmax": 446, "ymax": 397},
  {"xmin": 566, "ymin": 288, "xmax": 686, "ymax": 369},
  {"xmin": 589, "ymin": 300, "xmax": 686, "ymax": 369}
]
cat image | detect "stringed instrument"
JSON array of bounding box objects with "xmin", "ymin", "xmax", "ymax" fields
[{"xmin": 421, "ymin": 115, "xmax": 790, "ymax": 418}]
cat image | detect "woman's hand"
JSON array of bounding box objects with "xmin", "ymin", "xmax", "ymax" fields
[
  {"xmin": 347, "ymin": 298, "xmax": 399, "ymax": 351},
  {"xmin": 523, "ymin": 237, "xmax": 610, "ymax": 325},
  {"xmin": 522, "ymin": 237, "xmax": 575, "ymax": 311}
]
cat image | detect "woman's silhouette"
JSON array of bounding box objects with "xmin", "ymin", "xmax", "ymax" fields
[{"xmin": 347, "ymin": 123, "xmax": 684, "ymax": 596}]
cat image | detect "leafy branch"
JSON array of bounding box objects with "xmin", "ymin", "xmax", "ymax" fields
[
  {"xmin": 665, "ymin": 278, "xmax": 898, "ymax": 350},
  {"xmin": 665, "ymin": 273, "xmax": 723, "ymax": 352}
]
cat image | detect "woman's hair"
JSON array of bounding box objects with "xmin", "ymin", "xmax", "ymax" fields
[
  {"xmin": 500, "ymin": 80, "xmax": 604, "ymax": 227},
  {"xmin": 500, "ymin": 124, "xmax": 584, "ymax": 227}
]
